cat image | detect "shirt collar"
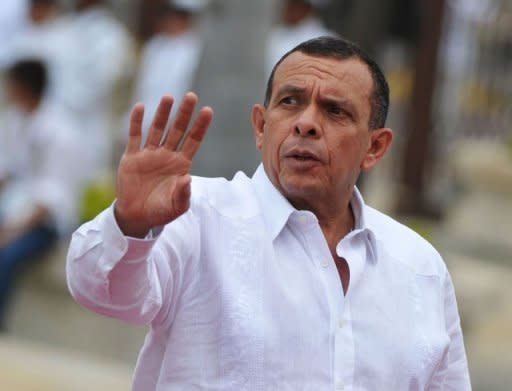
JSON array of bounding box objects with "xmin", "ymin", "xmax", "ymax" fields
[
  {"xmin": 252, "ymin": 164, "xmax": 295, "ymax": 241},
  {"xmin": 252, "ymin": 164, "xmax": 379, "ymax": 262},
  {"xmin": 350, "ymin": 187, "xmax": 379, "ymax": 264}
]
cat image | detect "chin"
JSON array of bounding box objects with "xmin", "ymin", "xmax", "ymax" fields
[{"xmin": 280, "ymin": 177, "xmax": 321, "ymax": 199}]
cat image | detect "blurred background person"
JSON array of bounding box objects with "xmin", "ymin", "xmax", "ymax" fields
[
  {"xmin": 9, "ymin": 0, "xmax": 76, "ymax": 115},
  {"xmin": 131, "ymin": 0, "xmax": 206, "ymax": 140},
  {"xmin": 0, "ymin": 59, "xmax": 83, "ymax": 331},
  {"xmin": 64, "ymin": 0, "xmax": 136, "ymax": 180},
  {"xmin": 0, "ymin": 0, "xmax": 29, "ymax": 107},
  {"xmin": 266, "ymin": 0, "xmax": 335, "ymax": 75},
  {"xmin": 0, "ymin": 0, "xmax": 29, "ymax": 70}
]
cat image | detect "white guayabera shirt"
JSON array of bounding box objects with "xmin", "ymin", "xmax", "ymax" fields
[{"xmin": 67, "ymin": 165, "xmax": 471, "ymax": 391}]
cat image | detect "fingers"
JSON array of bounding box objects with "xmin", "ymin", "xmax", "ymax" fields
[
  {"xmin": 180, "ymin": 106, "xmax": 214, "ymax": 160},
  {"xmin": 145, "ymin": 95, "xmax": 174, "ymax": 148},
  {"xmin": 133, "ymin": 93, "xmax": 212, "ymax": 162},
  {"xmin": 126, "ymin": 103, "xmax": 145, "ymax": 153},
  {"xmin": 164, "ymin": 92, "xmax": 198, "ymax": 150}
]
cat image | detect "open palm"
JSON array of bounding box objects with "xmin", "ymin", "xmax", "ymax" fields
[{"xmin": 115, "ymin": 93, "xmax": 213, "ymax": 237}]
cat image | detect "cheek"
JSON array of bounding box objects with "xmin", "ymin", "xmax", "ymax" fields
[
  {"xmin": 263, "ymin": 125, "xmax": 286, "ymax": 160},
  {"xmin": 326, "ymin": 134, "xmax": 367, "ymax": 169}
]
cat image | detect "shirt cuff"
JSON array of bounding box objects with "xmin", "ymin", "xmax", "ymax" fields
[{"xmin": 104, "ymin": 203, "xmax": 161, "ymax": 265}]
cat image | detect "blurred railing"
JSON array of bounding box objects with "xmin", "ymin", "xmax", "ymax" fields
[{"xmin": 437, "ymin": 0, "xmax": 512, "ymax": 144}]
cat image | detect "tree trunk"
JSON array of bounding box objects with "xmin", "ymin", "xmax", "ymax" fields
[
  {"xmin": 398, "ymin": 0, "xmax": 445, "ymax": 215},
  {"xmin": 191, "ymin": 0, "xmax": 278, "ymax": 178}
]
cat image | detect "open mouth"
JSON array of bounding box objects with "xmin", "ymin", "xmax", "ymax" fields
[
  {"xmin": 291, "ymin": 155, "xmax": 317, "ymax": 161},
  {"xmin": 285, "ymin": 150, "xmax": 321, "ymax": 168},
  {"xmin": 286, "ymin": 149, "xmax": 320, "ymax": 161}
]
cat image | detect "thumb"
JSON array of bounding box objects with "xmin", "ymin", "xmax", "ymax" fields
[{"xmin": 172, "ymin": 174, "xmax": 192, "ymax": 217}]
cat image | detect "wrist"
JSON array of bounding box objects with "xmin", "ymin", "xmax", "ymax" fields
[{"xmin": 113, "ymin": 202, "xmax": 151, "ymax": 239}]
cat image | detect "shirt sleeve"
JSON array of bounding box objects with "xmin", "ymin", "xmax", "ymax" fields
[
  {"xmin": 427, "ymin": 270, "xmax": 472, "ymax": 390},
  {"xmin": 66, "ymin": 204, "xmax": 199, "ymax": 326}
]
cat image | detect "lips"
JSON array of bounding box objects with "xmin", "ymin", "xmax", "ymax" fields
[
  {"xmin": 283, "ymin": 148, "xmax": 322, "ymax": 171},
  {"xmin": 284, "ymin": 148, "xmax": 321, "ymax": 162}
]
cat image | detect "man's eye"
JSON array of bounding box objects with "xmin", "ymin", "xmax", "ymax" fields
[
  {"xmin": 328, "ymin": 106, "xmax": 342, "ymax": 115},
  {"xmin": 280, "ymin": 96, "xmax": 297, "ymax": 105}
]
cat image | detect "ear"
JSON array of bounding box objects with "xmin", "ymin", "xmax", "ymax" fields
[
  {"xmin": 360, "ymin": 128, "xmax": 393, "ymax": 171},
  {"xmin": 252, "ymin": 104, "xmax": 266, "ymax": 150}
]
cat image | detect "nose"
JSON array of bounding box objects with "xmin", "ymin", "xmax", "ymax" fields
[{"xmin": 294, "ymin": 104, "xmax": 321, "ymax": 138}]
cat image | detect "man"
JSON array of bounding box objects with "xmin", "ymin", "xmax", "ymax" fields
[
  {"xmin": 0, "ymin": 59, "xmax": 82, "ymax": 330},
  {"xmin": 67, "ymin": 37, "xmax": 471, "ymax": 389},
  {"xmin": 266, "ymin": 0, "xmax": 335, "ymax": 75},
  {"xmin": 130, "ymin": 0, "xmax": 206, "ymax": 141}
]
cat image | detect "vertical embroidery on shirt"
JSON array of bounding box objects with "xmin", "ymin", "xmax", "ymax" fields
[
  {"xmin": 219, "ymin": 216, "xmax": 265, "ymax": 390},
  {"xmin": 409, "ymin": 273, "xmax": 435, "ymax": 375}
]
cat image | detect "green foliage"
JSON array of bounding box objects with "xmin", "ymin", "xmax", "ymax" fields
[
  {"xmin": 79, "ymin": 180, "xmax": 116, "ymax": 223},
  {"xmin": 506, "ymin": 134, "xmax": 512, "ymax": 157}
]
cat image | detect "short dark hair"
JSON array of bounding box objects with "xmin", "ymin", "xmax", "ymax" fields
[
  {"xmin": 264, "ymin": 36, "xmax": 389, "ymax": 129},
  {"xmin": 6, "ymin": 59, "xmax": 48, "ymax": 98},
  {"xmin": 285, "ymin": 0, "xmax": 314, "ymax": 7},
  {"xmin": 30, "ymin": 0, "xmax": 57, "ymax": 5}
]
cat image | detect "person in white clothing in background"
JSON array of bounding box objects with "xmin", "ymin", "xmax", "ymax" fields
[
  {"xmin": 0, "ymin": 59, "xmax": 83, "ymax": 330},
  {"xmin": 9, "ymin": 0, "xmax": 75, "ymax": 114},
  {"xmin": 64, "ymin": 0, "xmax": 136, "ymax": 179},
  {"xmin": 131, "ymin": 0, "xmax": 206, "ymax": 142},
  {"xmin": 0, "ymin": 0, "xmax": 29, "ymax": 70},
  {"xmin": 266, "ymin": 0, "xmax": 335, "ymax": 75},
  {"xmin": 0, "ymin": 0, "xmax": 29, "ymax": 107},
  {"xmin": 66, "ymin": 36, "xmax": 471, "ymax": 390}
]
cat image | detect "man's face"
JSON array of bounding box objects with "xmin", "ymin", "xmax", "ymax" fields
[
  {"xmin": 5, "ymin": 79, "xmax": 29, "ymax": 112},
  {"xmin": 253, "ymin": 52, "xmax": 388, "ymax": 207}
]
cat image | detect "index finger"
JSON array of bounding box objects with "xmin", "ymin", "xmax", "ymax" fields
[
  {"xmin": 180, "ymin": 106, "xmax": 214, "ymax": 160},
  {"xmin": 126, "ymin": 103, "xmax": 145, "ymax": 153}
]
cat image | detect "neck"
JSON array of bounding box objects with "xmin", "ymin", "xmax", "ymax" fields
[{"xmin": 290, "ymin": 190, "xmax": 355, "ymax": 250}]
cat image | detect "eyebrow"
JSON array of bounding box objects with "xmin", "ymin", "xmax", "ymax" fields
[
  {"xmin": 273, "ymin": 85, "xmax": 360, "ymax": 119},
  {"xmin": 321, "ymin": 96, "xmax": 356, "ymax": 110},
  {"xmin": 275, "ymin": 84, "xmax": 307, "ymax": 98},
  {"xmin": 321, "ymin": 97, "xmax": 359, "ymax": 120}
]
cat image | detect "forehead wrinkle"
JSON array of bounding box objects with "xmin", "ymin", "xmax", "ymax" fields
[
  {"xmin": 277, "ymin": 55, "xmax": 372, "ymax": 96},
  {"xmin": 277, "ymin": 59, "xmax": 341, "ymax": 82}
]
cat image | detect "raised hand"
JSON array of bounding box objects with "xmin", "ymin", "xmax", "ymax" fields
[{"xmin": 114, "ymin": 93, "xmax": 213, "ymax": 238}]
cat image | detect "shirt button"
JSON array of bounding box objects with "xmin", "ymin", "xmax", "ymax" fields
[
  {"xmin": 336, "ymin": 382, "xmax": 345, "ymax": 390},
  {"xmin": 338, "ymin": 319, "xmax": 346, "ymax": 328},
  {"xmin": 299, "ymin": 215, "xmax": 308, "ymax": 224},
  {"xmin": 320, "ymin": 260, "xmax": 329, "ymax": 268}
]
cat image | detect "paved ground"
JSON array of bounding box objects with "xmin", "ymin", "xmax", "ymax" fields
[
  {"xmin": 0, "ymin": 336, "xmax": 132, "ymax": 390},
  {"xmin": 446, "ymin": 253, "xmax": 512, "ymax": 391}
]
